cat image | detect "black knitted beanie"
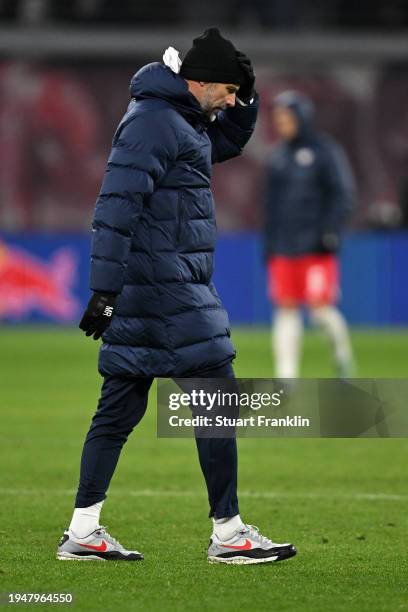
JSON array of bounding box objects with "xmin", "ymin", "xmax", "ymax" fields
[{"xmin": 180, "ymin": 28, "xmax": 243, "ymax": 84}]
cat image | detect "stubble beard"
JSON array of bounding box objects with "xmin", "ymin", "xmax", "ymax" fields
[{"xmin": 200, "ymin": 85, "xmax": 224, "ymax": 119}]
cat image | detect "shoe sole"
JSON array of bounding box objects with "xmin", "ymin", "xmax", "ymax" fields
[
  {"xmin": 208, "ymin": 547, "xmax": 297, "ymax": 565},
  {"xmin": 56, "ymin": 552, "xmax": 143, "ymax": 562},
  {"xmin": 57, "ymin": 552, "xmax": 106, "ymax": 561},
  {"xmin": 208, "ymin": 555, "xmax": 280, "ymax": 564}
]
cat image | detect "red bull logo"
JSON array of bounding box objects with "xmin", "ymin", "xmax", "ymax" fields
[{"xmin": 0, "ymin": 241, "xmax": 79, "ymax": 320}]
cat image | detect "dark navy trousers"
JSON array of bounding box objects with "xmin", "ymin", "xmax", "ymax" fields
[{"xmin": 75, "ymin": 361, "xmax": 239, "ymax": 518}]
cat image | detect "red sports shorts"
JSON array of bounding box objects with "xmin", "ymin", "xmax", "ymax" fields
[{"xmin": 267, "ymin": 254, "xmax": 339, "ymax": 306}]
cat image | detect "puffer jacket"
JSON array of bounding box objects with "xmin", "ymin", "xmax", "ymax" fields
[
  {"xmin": 264, "ymin": 91, "xmax": 355, "ymax": 257},
  {"xmin": 89, "ymin": 62, "xmax": 258, "ymax": 377}
]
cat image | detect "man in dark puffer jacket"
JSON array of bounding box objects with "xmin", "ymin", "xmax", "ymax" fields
[{"xmin": 57, "ymin": 29, "xmax": 296, "ymax": 565}]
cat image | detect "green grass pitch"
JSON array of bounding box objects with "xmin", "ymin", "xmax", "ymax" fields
[{"xmin": 1, "ymin": 326, "xmax": 407, "ymax": 611}]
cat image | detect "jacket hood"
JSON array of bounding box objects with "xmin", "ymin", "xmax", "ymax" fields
[
  {"xmin": 274, "ymin": 90, "xmax": 315, "ymax": 141},
  {"xmin": 130, "ymin": 62, "xmax": 205, "ymax": 125}
]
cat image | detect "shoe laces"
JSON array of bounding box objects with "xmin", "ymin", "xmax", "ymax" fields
[
  {"xmin": 95, "ymin": 526, "xmax": 123, "ymax": 550},
  {"xmin": 240, "ymin": 524, "xmax": 273, "ymax": 548}
]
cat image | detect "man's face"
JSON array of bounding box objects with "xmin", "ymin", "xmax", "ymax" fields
[
  {"xmin": 200, "ymin": 83, "xmax": 239, "ymax": 117},
  {"xmin": 272, "ymin": 106, "xmax": 299, "ymax": 140}
]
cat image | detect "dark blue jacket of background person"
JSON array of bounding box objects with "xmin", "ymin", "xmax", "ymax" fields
[
  {"xmin": 89, "ymin": 63, "xmax": 258, "ymax": 377},
  {"xmin": 264, "ymin": 91, "xmax": 355, "ymax": 258}
]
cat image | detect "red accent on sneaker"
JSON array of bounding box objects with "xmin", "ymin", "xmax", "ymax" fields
[
  {"xmin": 78, "ymin": 540, "xmax": 107, "ymax": 552},
  {"xmin": 220, "ymin": 538, "xmax": 252, "ymax": 551}
]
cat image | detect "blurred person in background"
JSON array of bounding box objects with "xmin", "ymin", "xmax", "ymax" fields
[
  {"xmin": 57, "ymin": 28, "xmax": 296, "ymax": 565},
  {"xmin": 264, "ymin": 90, "xmax": 355, "ymax": 378}
]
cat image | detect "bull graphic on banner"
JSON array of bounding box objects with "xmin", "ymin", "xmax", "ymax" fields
[{"xmin": 0, "ymin": 240, "xmax": 79, "ymax": 320}]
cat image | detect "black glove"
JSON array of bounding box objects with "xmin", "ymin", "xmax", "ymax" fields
[
  {"xmin": 316, "ymin": 233, "xmax": 340, "ymax": 254},
  {"xmin": 79, "ymin": 292, "xmax": 116, "ymax": 340},
  {"xmin": 236, "ymin": 50, "xmax": 255, "ymax": 104}
]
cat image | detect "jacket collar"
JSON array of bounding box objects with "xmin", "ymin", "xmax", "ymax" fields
[{"xmin": 130, "ymin": 62, "xmax": 208, "ymax": 128}]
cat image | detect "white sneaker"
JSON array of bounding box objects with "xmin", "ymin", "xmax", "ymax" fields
[
  {"xmin": 57, "ymin": 526, "xmax": 143, "ymax": 561},
  {"xmin": 208, "ymin": 524, "xmax": 296, "ymax": 564}
]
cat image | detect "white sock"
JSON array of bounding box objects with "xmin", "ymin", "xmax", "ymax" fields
[
  {"xmin": 213, "ymin": 514, "xmax": 244, "ymax": 541},
  {"xmin": 311, "ymin": 306, "xmax": 353, "ymax": 370},
  {"xmin": 273, "ymin": 308, "xmax": 303, "ymax": 378},
  {"xmin": 69, "ymin": 501, "xmax": 104, "ymax": 538}
]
